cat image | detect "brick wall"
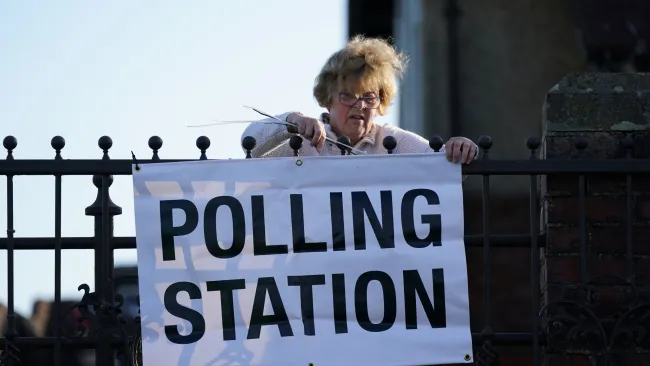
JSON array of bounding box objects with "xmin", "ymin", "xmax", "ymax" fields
[{"xmin": 541, "ymin": 73, "xmax": 650, "ymax": 366}]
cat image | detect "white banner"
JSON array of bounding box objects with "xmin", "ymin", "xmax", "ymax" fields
[{"xmin": 132, "ymin": 153, "xmax": 473, "ymax": 366}]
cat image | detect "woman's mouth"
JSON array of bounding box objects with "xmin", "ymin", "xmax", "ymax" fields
[{"xmin": 349, "ymin": 114, "xmax": 364, "ymax": 121}]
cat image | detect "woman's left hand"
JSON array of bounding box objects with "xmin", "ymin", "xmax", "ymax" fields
[{"xmin": 445, "ymin": 137, "xmax": 478, "ymax": 164}]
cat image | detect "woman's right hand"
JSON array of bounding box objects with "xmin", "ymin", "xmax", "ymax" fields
[{"xmin": 286, "ymin": 112, "xmax": 326, "ymax": 152}]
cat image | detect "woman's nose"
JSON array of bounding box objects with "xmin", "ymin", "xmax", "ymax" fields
[{"xmin": 353, "ymin": 99, "xmax": 367, "ymax": 109}]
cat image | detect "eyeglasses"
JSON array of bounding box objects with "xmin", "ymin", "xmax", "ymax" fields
[{"xmin": 339, "ymin": 92, "xmax": 381, "ymax": 109}]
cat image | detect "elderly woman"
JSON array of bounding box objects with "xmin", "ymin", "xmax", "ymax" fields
[{"xmin": 242, "ymin": 35, "xmax": 478, "ymax": 164}]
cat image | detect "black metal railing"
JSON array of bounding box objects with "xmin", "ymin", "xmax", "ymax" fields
[{"xmin": 0, "ymin": 133, "xmax": 649, "ymax": 366}]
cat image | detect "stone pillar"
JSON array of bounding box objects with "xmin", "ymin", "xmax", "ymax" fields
[{"xmin": 541, "ymin": 73, "xmax": 650, "ymax": 365}]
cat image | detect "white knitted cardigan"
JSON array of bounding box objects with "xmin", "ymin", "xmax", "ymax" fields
[{"xmin": 240, "ymin": 112, "xmax": 448, "ymax": 158}]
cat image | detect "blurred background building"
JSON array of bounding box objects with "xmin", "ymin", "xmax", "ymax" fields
[
  {"xmin": 349, "ymin": 0, "xmax": 650, "ymax": 226},
  {"xmin": 349, "ymin": 0, "xmax": 650, "ymax": 362}
]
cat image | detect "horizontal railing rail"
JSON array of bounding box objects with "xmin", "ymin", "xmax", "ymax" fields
[
  {"xmin": 1, "ymin": 158, "xmax": 649, "ymax": 175},
  {"xmin": 0, "ymin": 234, "xmax": 546, "ymax": 250},
  {"xmin": 0, "ymin": 331, "xmax": 545, "ymax": 349}
]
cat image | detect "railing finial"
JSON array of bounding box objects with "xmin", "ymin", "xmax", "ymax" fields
[
  {"xmin": 3, "ymin": 135, "xmax": 17, "ymax": 160},
  {"xmin": 196, "ymin": 136, "xmax": 210, "ymax": 160},
  {"xmin": 429, "ymin": 135, "xmax": 444, "ymax": 152},
  {"xmin": 478, "ymin": 135, "xmax": 492, "ymax": 159},
  {"xmin": 242, "ymin": 136, "xmax": 256, "ymax": 159},
  {"xmin": 98, "ymin": 136, "xmax": 113, "ymax": 161},
  {"xmin": 573, "ymin": 136, "xmax": 588, "ymax": 151},
  {"xmin": 51, "ymin": 136, "xmax": 65, "ymax": 160},
  {"xmin": 478, "ymin": 135, "xmax": 493, "ymax": 150},
  {"xmin": 289, "ymin": 135, "xmax": 303, "ymax": 157},
  {"xmin": 382, "ymin": 135, "xmax": 397, "ymax": 154},
  {"xmin": 526, "ymin": 136, "xmax": 540, "ymax": 159},
  {"xmin": 148, "ymin": 136, "xmax": 163, "ymax": 161}
]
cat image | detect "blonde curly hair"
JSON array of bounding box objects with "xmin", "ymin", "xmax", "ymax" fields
[{"xmin": 313, "ymin": 35, "xmax": 408, "ymax": 115}]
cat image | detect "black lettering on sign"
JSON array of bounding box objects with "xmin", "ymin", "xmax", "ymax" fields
[
  {"xmin": 290, "ymin": 194, "xmax": 328, "ymax": 253},
  {"xmin": 287, "ymin": 275, "xmax": 326, "ymax": 336},
  {"xmin": 203, "ymin": 196, "xmax": 246, "ymax": 259},
  {"xmin": 331, "ymin": 273, "xmax": 348, "ymax": 334},
  {"xmin": 159, "ymin": 200, "xmax": 199, "ymax": 261},
  {"xmin": 247, "ymin": 277, "xmax": 293, "ymax": 340},
  {"xmin": 403, "ymin": 269, "xmax": 447, "ymax": 329},
  {"xmin": 401, "ymin": 189, "xmax": 442, "ymax": 248},
  {"xmin": 161, "ymin": 269, "xmax": 447, "ymax": 344},
  {"xmin": 206, "ymin": 279, "xmax": 247, "ymax": 341},
  {"xmin": 163, "ymin": 281, "xmax": 205, "ymax": 344},
  {"xmin": 354, "ymin": 271, "xmax": 397, "ymax": 332},
  {"xmin": 351, "ymin": 191, "xmax": 395, "ymax": 250},
  {"xmin": 251, "ymin": 195, "xmax": 289, "ymax": 256},
  {"xmin": 330, "ymin": 192, "xmax": 346, "ymax": 251}
]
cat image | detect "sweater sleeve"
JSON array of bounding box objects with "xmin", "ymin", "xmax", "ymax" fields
[
  {"xmin": 240, "ymin": 112, "xmax": 296, "ymax": 158},
  {"xmin": 389, "ymin": 128, "xmax": 442, "ymax": 154}
]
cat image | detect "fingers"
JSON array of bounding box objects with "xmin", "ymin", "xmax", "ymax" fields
[
  {"xmin": 295, "ymin": 116, "xmax": 326, "ymax": 153},
  {"xmin": 465, "ymin": 143, "xmax": 477, "ymax": 164},
  {"xmin": 446, "ymin": 138, "xmax": 478, "ymax": 164},
  {"xmin": 313, "ymin": 131, "xmax": 326, "ymax": 152},
  {"xmin": 297, "ymin": 119, "xmax": 307, "ymax": 135},
  {"xmin": 460, "ymin": 142, "xmax": 472, "ymax": 164},
  {"xmin": 285, "ymin": 112, "xmax": 301, "ymax": 133},
  {"xmin": 308, "ymin": 120, "xmax": 326, "ymax": 152},
  {"xmin": 445, "ymin": 139, "xmax": 463, "ymax": 163}
]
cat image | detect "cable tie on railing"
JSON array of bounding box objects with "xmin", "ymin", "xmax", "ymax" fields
[{"xmin": 131, "ymin": 151, "xmax": 141, "ymax": 172}]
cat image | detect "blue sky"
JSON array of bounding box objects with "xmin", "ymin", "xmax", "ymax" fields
[{"xmin": 0, "ymin": 1, "xmax": 399, "ymax": 315}]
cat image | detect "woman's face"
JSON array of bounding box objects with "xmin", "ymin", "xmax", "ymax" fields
[{"xmin": 327, "ymin": 86, "xmax": 380, "ymax": 145}]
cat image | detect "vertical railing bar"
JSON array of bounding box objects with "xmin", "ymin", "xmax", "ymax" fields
[
  {"xmin": 626, "ymin": 174, "xmax": 634, "ymax": 281},
  {"xmin": 527, "ymin": 137, "xmax": 541, "ymax": 366},
  {"xmin": 624, "ymin": 136, "xmax": 634, "ymax": 282},
  {"xmin": 5, "ymin": 172, "xmax": 17, "ymax": 366},
  {"xmin": 482, "ymin": 172, "xmax": 491, "ymax": 326},
  {"xmin": 102, "ymin": 175, "xmax": 110, "ymax": 293},
  {"xmin": 53, "ymin": 173, "xmax": 62, "ymax": 366},
  {"xmin": 99, "ymin": 173, "xmax": 112, "ymax": 365},
  {"xmin": 477, "ymin": 136, "xmax": 494, "ymax": 360},
  {"xmin": 578, "ymin": 175, "xmax": 587, "ymax": 284}
]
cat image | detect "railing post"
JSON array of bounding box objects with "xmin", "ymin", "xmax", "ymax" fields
[
  {"xmin": 51, "ymin": 135, "xmax": 65, "ymax": 366},
  {"xmin": 1, "ymin": 136, "xmax": 19, "ymax": 366},
  {"xmin": 84, "ymin": 136, "xmax": 122, "ymax": 366}
]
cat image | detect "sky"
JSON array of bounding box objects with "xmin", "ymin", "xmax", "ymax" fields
[{"xmin": 0, "ymin": 1, "xmax": 399, "ymax": 316}]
